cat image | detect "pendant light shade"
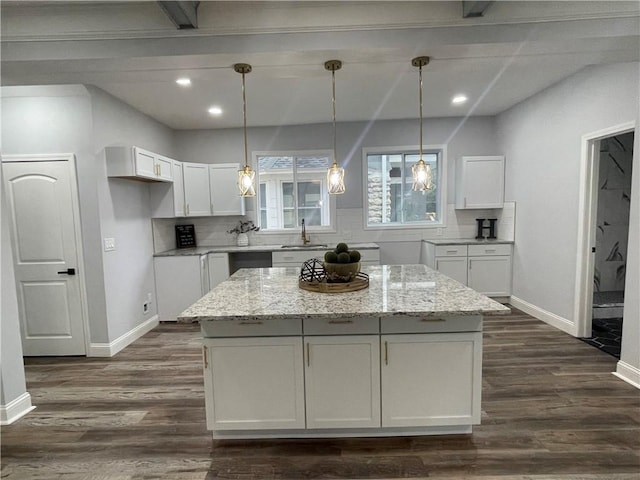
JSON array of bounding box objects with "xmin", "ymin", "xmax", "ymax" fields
[
  {"xmin": 234, "ymin": 63, "xmax": 256, "ymax": 197},
  {"xmin": 411, "ymin": 56, "xmax": 434, "ymax": 192},
  {"xmin": 325, "ymin": 59, "xmax": 345, "ymax": 195}
]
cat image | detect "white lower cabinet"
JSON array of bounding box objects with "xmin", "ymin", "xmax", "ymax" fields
[
  {"xmin": 154, "ymin": 255, "xmax": 209, "ymax": 321},
  {"xmin": 435, "ymin": 257, "xmax": 468, "ymax": 285},
  {"xmin": 304, "ymin": 335, "xmax": 380, "ymax": 429},
  {"xmin": 201, "ymin": 314, "xmax": 482, "ymax": 437},
  {"xmin": 207, "ymin": 253, "xmax": 230, "ymax": 289},
  {"xmin": 381, "ymin": 332, "xmax": 482, "ymax": 428},
  {"xmin": 203, "ymin": 336, "xmax": 305, "ymax": 431}
]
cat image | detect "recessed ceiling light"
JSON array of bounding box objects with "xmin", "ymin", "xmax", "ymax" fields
[
  {"xmin": 208, "ymin": 106, "xmax": 223, "ymax": 115},
  {"xmin": 452, "ymin": 94, "xmax": 468, "ymax": 105},
  {"xmin": 176, "ymin": 78, "xmax": 191, "ymax": 86}
]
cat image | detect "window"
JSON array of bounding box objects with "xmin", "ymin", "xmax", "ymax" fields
[
  {"xmin": 365, "ymin": 147, "xmax": 444, "ymax": 227},
  {"xmin": 256, "ymin": 151, "xmax": 334, "ymax": 231}
]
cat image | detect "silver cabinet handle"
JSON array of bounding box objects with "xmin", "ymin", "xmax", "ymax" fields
[
  {"xmin": 203, "ymin": 345, "xmax": 208, "ymax": 368},
  {"xmin": 420, "ymin": 318, "xmax": 446, "ymax": 322},
  {"xmin": 306, "ymin": 342, "xmax": 310, "ymax": 367},
  {"xmin": 384, "ymin": 341, "xmax": 389, "ymax": 365},
  {"xmin": 328, "ymin": 319, "xmax": 354, "ymax": 324},
  {"xmin": 239, "ymin": 321, "xmax": 263, "ymax": 325}
]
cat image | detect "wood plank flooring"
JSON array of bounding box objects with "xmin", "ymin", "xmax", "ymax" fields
[{"xmin": 2, "ymin": 307, "xmax": 639, "ymax": 479}]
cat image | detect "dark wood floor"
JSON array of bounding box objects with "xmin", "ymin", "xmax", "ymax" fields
[{"xmin": 2, "ymin": 308, "xmax": 639, "ymax": 479}]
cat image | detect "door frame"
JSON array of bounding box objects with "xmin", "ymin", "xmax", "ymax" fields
[
  {"xmin": 574, "ymin": 122, "xmax": 635, "ymax": 338},
  {"xmin": 2, "ymin": 153, "xmax": 91, "ymax": 355}
]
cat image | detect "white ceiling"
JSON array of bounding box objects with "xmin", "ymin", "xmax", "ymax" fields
[{"xmin": 2, "ymin": 1, "xmax": 639, "ymax": 130}]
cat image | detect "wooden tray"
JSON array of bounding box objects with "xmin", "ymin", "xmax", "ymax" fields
[{"xmin": 299, "ymin": 272, "xmax": 369, "ymax": 293}]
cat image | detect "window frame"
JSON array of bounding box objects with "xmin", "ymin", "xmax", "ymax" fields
[
  {"xmin": 362, "ymin": 144, "xmax": 447, "ymax": 230},
  {"xmin": 253, "ymin": 149, "xmax": 337, "ymax": 234}
]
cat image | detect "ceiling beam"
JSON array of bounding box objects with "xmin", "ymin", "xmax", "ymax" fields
[
  {"xmin": 462, "ymin": 1, "xmax": 494, "ymax": 18},
  {"xmin": 157, "ymin": 1, "xmax": 200, "ymax": 29}
]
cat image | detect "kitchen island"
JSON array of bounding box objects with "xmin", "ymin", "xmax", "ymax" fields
[{"xmin": 179, "ymin": 264, "xmax": 510, "ymax": 439}]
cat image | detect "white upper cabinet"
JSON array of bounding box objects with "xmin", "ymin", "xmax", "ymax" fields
[
  {"xmin": 106, "ymin": 146, "xmax": 174, "ymax": 182},
  {"xmin": 183, "ymin": 162, "xmax": 211, "ymax": 216},
  {"xmin": 209, "ymin": 164, "xmax": 245, "ymax": 216},
  {"xmin": 150, "ymin": 160, "xmax": 186, "ymax": 218},
  {"xmin": 455, "ymin": 155, "xmax": 504, "ymax": 209}
]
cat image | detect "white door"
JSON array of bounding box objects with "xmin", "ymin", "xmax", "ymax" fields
[
  {"xmin": 435, "ymin": 257, "xmax": 468, "ymax": 285},
  {"xmin": 467, "ymin": 256, "xmax": 512, "ymax": 296},
  {"xmin": 209, "ymin": 164, "xmax": 246, "ymax": 216},
  {"xmin": 305, "ymin": 335, "xmax": 380, "ymax": 429},
  {"xmin": 183, "ymin": 162, "xmax": 211, "ymax": 216},
  {"xmin": 2, "ymin": 157, "xmax": 87, "ymax": 355}
]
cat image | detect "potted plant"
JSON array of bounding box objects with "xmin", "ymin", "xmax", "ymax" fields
[{"xmin": 228, "ymin": 220, "xmax": 259, "ymax": 247}]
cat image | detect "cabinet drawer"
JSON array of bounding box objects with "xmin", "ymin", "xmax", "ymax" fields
[
  {"xmin": 468, "ymin": 244, "xmax": 512, "ymax": 256},
  {"xmin": 201, "ymin": 318, "xmax": 302, "ymax": 337},
  {"xmin": 304, "ymin": 316, "xmax": 379, "ymax": 335},
  {"xmin": 435, "ymin": 245, "xmax": 468, "ymax": 257},
  {"xmin": 381, "ymin": 315, "xmax": 482, "ymax": 334},
  {"xmin": 272, "ymin": 250, "xmax": 323, "ymax": 265}
]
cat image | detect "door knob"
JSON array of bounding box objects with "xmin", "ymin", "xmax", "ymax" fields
[{"xmin": 57, "ymin": 268, "xmax": 76, "ymax": 275}]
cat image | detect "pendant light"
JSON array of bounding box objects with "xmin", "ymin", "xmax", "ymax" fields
[
  {"xmin": 325, "ymin": 59, "xmax": 346, "ymax": 195},
  {"xmin": 411, "ymin": 56, "xmax": 434, "ymax": 192},
  {"xmin": 234, "ymin": 63, "xmax": 256, "ymax": 197}
]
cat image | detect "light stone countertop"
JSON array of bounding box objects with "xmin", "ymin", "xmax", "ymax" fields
[
  {"xmin": 155, "ymin": 242, "xmax": 380, "ymax": 257},
  {"xmin": 178, "ymin": 264, "xmax": 510, "ymax": 323},
  {"xmin": 423, "ymin": 239, "xmax": 514, "ymax": 245}
]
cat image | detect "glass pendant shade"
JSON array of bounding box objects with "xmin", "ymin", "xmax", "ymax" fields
[
  {"xmin": 411, "ymin": 56, "xmax": 435, "ymax": 193},
  {"xmin": 238, "ymin": 164, "xmax": 256, "ymax": 197},
  {"xmin": 327, "ymin": 162, "xmax": 345, "ymax": 194},
  {"xmin": 411, "ymin": 158, "xmax": 434, "ymax": 192},
  {"xmin": 325, "ymin": 59, "xmax": 345, "ymax": 195},
  {"xmin": 234, "ymin": 62, "xmax": 256, "ymax": 197}
]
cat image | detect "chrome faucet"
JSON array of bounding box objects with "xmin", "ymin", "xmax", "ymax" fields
[{"xmin": 301, "ymin": 218, "xmax": 310, "ymax": 245}]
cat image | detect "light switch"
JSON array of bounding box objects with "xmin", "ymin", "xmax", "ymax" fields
[{"xmin": 104, "ymin": 237, "xmax": 116, "ymax": 251}]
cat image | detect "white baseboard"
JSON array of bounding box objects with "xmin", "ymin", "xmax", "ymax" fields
[
  {"xmin": 88, "ymin": 315, "xmax": 159, "ymax": 357},
  {"xmin": 613, "ymin": 361, "xmax": 640, "ymax": 389},
  {"xmin": 0, "ymin": 392, "xmax": 35, "ymax": 425},
  {"xmin": 510, "ymin": 296, "xmax": 577, "ymax": 336}
]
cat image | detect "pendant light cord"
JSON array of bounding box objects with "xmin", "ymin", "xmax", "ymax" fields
[
  {"xmin": 332, "ymin": 68, "xmax": 337, "ymax": 162},
  {"xmin": 241, "ymin": 71, "xmax": 249, "ymax": 169},
  {"xmin": 419, "ymin": 63, "xmax": 423, "ymax": 161}
]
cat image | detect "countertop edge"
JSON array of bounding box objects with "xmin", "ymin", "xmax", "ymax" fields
[{"xmin": 155, "ymin": 243, "xmax": 381, "ymax": 257}]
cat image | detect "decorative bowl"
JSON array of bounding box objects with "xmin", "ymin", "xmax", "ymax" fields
[{"xmin": 323, "ymin": 261, "xmax": 361, "ymax": 283}]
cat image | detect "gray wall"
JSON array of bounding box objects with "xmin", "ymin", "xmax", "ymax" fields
[
  {"xmin": 174, "ymin": 116, "xmax": 500, "ymax": 209},
  {"xmin": 89, "ymin": 86, "xmax": 175, "ymax": 341},
  {"xmin": 1, "ymin": 169, "xmax": 29, "ymax": 410},
  {"xmin": 1, "ymin": 85, "xmax": 110, "ymax": 343},
  {"xmin": 497, "ymin": 62, "xmax": 639, "ymax": 366}
]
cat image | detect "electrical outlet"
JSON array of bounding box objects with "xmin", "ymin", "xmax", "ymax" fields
[
  {"xmin": 104, "ymin": 237, "xmax": 116, "ymax": 251},
  {"xmin": 143, "ymin": 302, "xmax": 150, "ymax": 314}
]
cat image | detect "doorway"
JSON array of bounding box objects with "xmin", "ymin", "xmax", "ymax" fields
[
  {"xmin": 2, "ymin": 154, "xmax": 89, "ymax": 356},
  {"xmin": 575, "ymin": 124, "xmax": 635, "ymax": 353}
]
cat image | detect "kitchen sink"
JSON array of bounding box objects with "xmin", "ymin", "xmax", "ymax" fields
[{"xmin": 280, "ymin": 244, "xmax": 328, "ymax": 249}]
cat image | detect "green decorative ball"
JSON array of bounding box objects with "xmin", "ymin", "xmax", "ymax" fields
[
  {"xmin": 335, "ymin": 242, "xmax": 349, "ymax": 253},
  {"xmin": 349, "ymin": 250, "xmax": 361, "ymax": 262},
  {"xmin": 324, "ymin": 251, "xmax": 338, "ymax": 263},
  {"xmin": 337, "ymin": 252, "xmax": 351, "ymax": 263}
]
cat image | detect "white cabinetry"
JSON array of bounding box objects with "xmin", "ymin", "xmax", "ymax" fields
[
  {"xmin": 381, "ymin": 332, "xmax": 481, "ymax": 428},
  {"xmin": 455, "ymin": 155, "xmax": 504, "ymax": 209},
  {"xmin": 150, "ymin": 160, "xmax": 186, "ymax": 217},
  {"xmin": 154, "ymin": 255, "xmax": 209, "ymax": 321},
  {"xmin": 304, "ymin": 334, "xmax": 380, "ymax": 429},
  {"xmin": 106, "ymin": 146, "xmax": 173, "ymax": 182},
  {"xmin": 183, "ymin": 162, "xmax": 211, "ymax": 216},
  {"xmin": 209, "ymin": 164, "xmax": 245, "ymax": 216},
  {"xmin": 421, "ymin": 241, "xmax": 512, "ymax": 297},
  {"xmin": 272, "ymin": 247, "xmax": 380, "ymax": 267},
  {"xmin": 207, "ymin": 253, "xmax": 230, "ymax": 290},
  {"xmin": 467, "ymin": 244, "xmax": 512, "ymax": 297}
]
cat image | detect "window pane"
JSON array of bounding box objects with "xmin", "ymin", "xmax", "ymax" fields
[
  {"xmin": 282, "ymin": 182, "xmax": 294, "ymax": 208},
  {"xmin": 366, "ymin": 150, "xmax": 441, "ymax": 227},
  {"xmin": 283, "ymin": 209, "xmax": 295, "ymax": 228}
]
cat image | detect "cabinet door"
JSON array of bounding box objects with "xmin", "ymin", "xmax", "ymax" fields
[
  {"xmin": 209, "ymin": 164, "xmax": 246, "ymax": 216},
  {"xmin": 435, "ymin": 257, "xmax": 468, "ymax": 285},
  {"xmin": 381, "ymin": 333, "xmax": 482, "ymax": 428},
  {"xmin": 155, "ymin": 155, "xmax": 174, "ymax": 182},
  {"xmin": 208, "ymin": 253, "xmax": 230, "ymax": 290},
  {"xmin": 133, "ymin": 147, "xmax": 157, "ymax": 179},
  {"xmin": 305, "ymin": 335, "xmax": 380, "ymax": 429},
  {"xmin": 455, "ymin": 156, "xmax": 504, "ymax": 209},
  {"xmin": 203, "ymin": 336, "xmax": 305, "ymax": 431},
  {"xmin": 172, "ymin": 161, "xmax": 186, "ymax": 216},
  {"xmin": 154, "ymin": 255, "xmax": 204, "ymax": 321},
  {"xmin": 468, "ymin": 255, "xmax": 512, "ymax": 296},
  {"xmin": 183, "ymin": 162, "xmax": 211, "ymax": 216}
]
